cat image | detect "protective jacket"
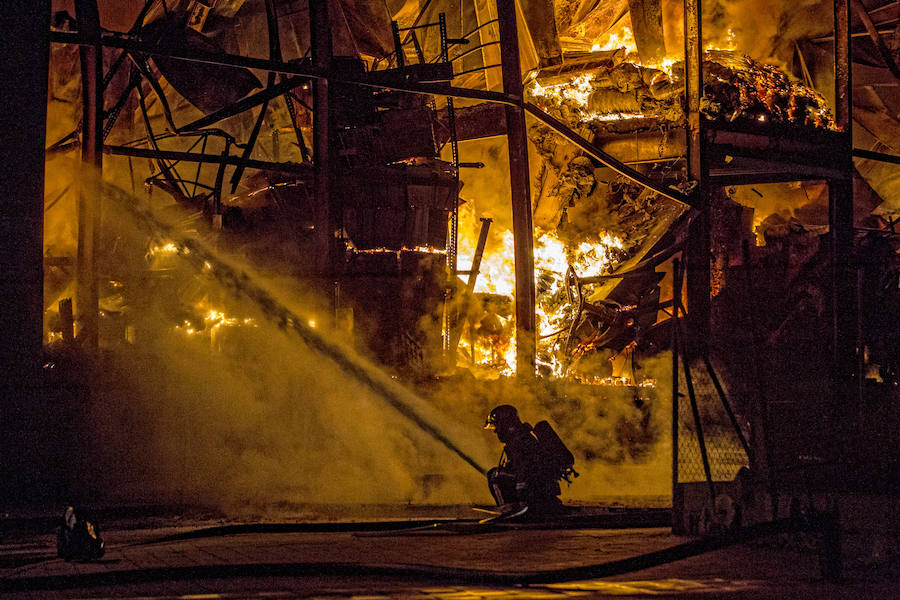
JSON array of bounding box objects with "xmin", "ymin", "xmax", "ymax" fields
[{"xmin": 490, "ymin": 421, "xmax": 562, "ymax": 508}]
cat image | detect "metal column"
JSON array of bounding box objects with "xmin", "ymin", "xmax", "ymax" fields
[
  {"xmin": 497, "ymin": 0, "xmax": 536, "ymax": 376},
  {"xmin": 671, "ymin": 259, "xmax": 683, "ymax": 533},
  {"xmin": 830, "ymin": 0, "xmax": 858, "ymax": 436},
  {"xmin": 311, "ymin": 0, "xmax": 335, "ymax": 279},
  {"xmin": 683, "ymin": 0, "xmax": 710, "ymax": 356},
  {"xmin": 75, "ymin": 0, "xmax": 103, "ymax": 349},
  {"xmin": 0, "ymin": 1, "xmax": 49, "ymax": 379}
]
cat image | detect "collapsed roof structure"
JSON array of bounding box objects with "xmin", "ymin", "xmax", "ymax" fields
[{"xmin": 2, "ymin": 0, "xmax": 899, "ymax": 523}]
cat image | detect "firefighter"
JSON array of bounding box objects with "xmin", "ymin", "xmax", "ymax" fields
[
  {"xmin": 56, "ymin": 506, "xmax": 104, "ymax": 561},
  {"xmin": 483, "ymin": 404, "xmax": 567, "ymax": 514}
]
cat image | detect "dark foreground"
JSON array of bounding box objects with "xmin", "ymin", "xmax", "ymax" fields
[{"xmin": 1, "ymin": 506, "xmax": 898, "ymax": 599}]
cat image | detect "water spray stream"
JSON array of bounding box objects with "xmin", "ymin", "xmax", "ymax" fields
[{"xmin": 104, "ymin": 181, "xmax": 490, "ymax": 476}]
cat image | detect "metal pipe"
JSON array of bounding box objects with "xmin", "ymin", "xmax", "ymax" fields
[
  {"xmin": 453, "ymin": 63, "xmax": 503, "ymax": 78},
  {"xmin": 230, "ymin": 97, "xmax": 271, "ymax": 193},
  {"xmin": 671, "ymin": 258, "xmax": 682, "ymax": 533},
  {"xmin": 184, "ymin": 73, "xmax": 303, "ymax": 128},
  {"xmin": 398, "ymin": 22, "xmax": 442, "ymax": 31},
  {"xmin": 461, "ymin": 18, "xmax": 500, "ymax": 42},
  {"xmin": 852, "ymin": 147, "xmax": 900, "ymax": 164},
  {"xmin": 451, "ymin": 41, "xmax": 501, "ymax": 63},
  {"xmin": 227, "ymin": 0, "xmax": 283, "ymax": 192},
  {"xmin": 102, "ymin": 145, "xmax": 312, "ymax": 174}
]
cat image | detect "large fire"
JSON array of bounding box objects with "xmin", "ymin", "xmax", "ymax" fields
[
  {"xmin": 455, "ymin": 201, "xmax": 625, "ymax": 378},
  {"xmin": 451, "ymin": 17, "xmax": 832, "ymax": 383},
  {"xmin": 526, "ymin": 25, "xmax": 830, "ymax": 132}
]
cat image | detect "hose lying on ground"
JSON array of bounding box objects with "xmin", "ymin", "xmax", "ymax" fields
[{"xmin": 1, "ymin": 518, "xmax": 806, "ymax": 592}]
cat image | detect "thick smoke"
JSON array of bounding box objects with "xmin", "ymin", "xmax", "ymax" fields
[
  {"xmin": 49, "ymin": 170, "xmax": 496, "ymax": 514},
  {"xmin": 428, "ymin": 353, "xmax": 674, "ymax": 503},
  {"xmin": 663, "ymin": 0, "xmax": 833, "ymax": 66},
  {"xmin": 43, "ymin": 161, "xmax": 674, "ymax": 511}
]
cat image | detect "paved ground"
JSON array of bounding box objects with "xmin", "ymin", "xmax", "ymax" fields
[{"xmin": 1, "ymin": 509, "xmax": 898, "ymax": 599}]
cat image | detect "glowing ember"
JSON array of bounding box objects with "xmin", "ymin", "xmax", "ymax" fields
[
  {"xmin": 175, "ymin": 305, "xmax": 258, "ymax": 341},
  {"xmin": 585, "ymin": 111, "xmax": 646, "ymax": 122},
  {"xmin": 353, "ymin": 246, "xmax": 447, "ymax": 256},
  {"xmin": 570, "ymin": 374, "xmax": 657, "ymax": 388},
  {"xmin": 147, "ymin": 241, "xmax": 178, "ymax": 258}
]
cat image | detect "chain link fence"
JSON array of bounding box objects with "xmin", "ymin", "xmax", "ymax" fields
[{"xmin": 676, "ymin": 359, "xmax": 750, "ymax": 484}]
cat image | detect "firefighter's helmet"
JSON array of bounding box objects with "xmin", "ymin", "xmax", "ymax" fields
[{"xmin": 484, "ymin": 404, "xmax": 520, "ymax": 431}]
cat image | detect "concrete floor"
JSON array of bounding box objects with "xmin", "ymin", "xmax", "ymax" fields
[{"xmin": 1, "ymin": 507, "xmax": 898, "ymax": 599}]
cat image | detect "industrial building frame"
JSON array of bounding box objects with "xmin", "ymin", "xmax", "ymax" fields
[{"xmin": 1, "ymin": 0, "xmax": 888, "ymax": 526}]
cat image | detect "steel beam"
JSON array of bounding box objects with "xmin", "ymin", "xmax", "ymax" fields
[
  {"xmin": 852, "ymin": 0, "xmax": 900, "ymax": 80},
  {"xmin": 853, "ymin": 148, "xmax": 900, "ymax": 164},
  {"xmin": 50, "ymin": 30, "xmax": 514, "ymax": 107},
  {"xmin": 683, "ymin": 0, "xmax": 710, "ymax": 354},
  {"xmin": 831, "ymin": 0, "xmax": 859, "ymax": 437},
  {"xmin": 628, "ymin": 0, "xmax": 666, "ymax": 63},
  {"xmin": 834, "ymin": 0, "xmax": 852, "ymax": 131},
  {"xmin": 498, "ymin": 0, "xmax": 536, "ymax": 376},
  {"xmin": 104, "ymin": 145, "xmax": 312, "ymax": 175},
  {"xmin": 75, "ymin": 0, "xmax": 102, "ymax": 350},
  {"xmin": 671, "ymin": 259, "xmax": 683, "ymax": 533},
  {"xmin": 311, "ymin": 0, "xmax": 334, "ymax": 278}
]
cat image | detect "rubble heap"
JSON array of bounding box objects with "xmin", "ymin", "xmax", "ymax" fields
[{"xmin": 702, "ymin": 51, "xmax": 833, "ymax": 128}]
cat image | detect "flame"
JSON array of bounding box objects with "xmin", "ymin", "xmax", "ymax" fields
[
  {"xmin": 591, "ymin": 26, "xmax": 637, "ymax": 54},
  {"xmin": 456, "ymin": 206, "xmax": 625, "ymax": 378},
  {"xmin": 706, "ymin": 27, "xmax": 737, "ymax": 52},
  {"xmin": 645, "ymin": 56, "xmax": 678, "ymax": 78},
  {"xmin": 529, "ymin": 75, "xmax": 650, "ymax": 124},
  {"xmin": 530, "ymin": 73, "xmax": 596, "ymax": 109}
]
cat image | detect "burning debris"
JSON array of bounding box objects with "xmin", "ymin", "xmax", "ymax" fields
[
  {"xmin": 701, "ymin": 51, "xmax": 833, "ymax": 129},
  {"xmin": 527, "ymin": 49, "xmax": 832, "ymax": 132},
  {"xmin": 482, "ymin": 39, "xmax": 836, "ymax": 384}
]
